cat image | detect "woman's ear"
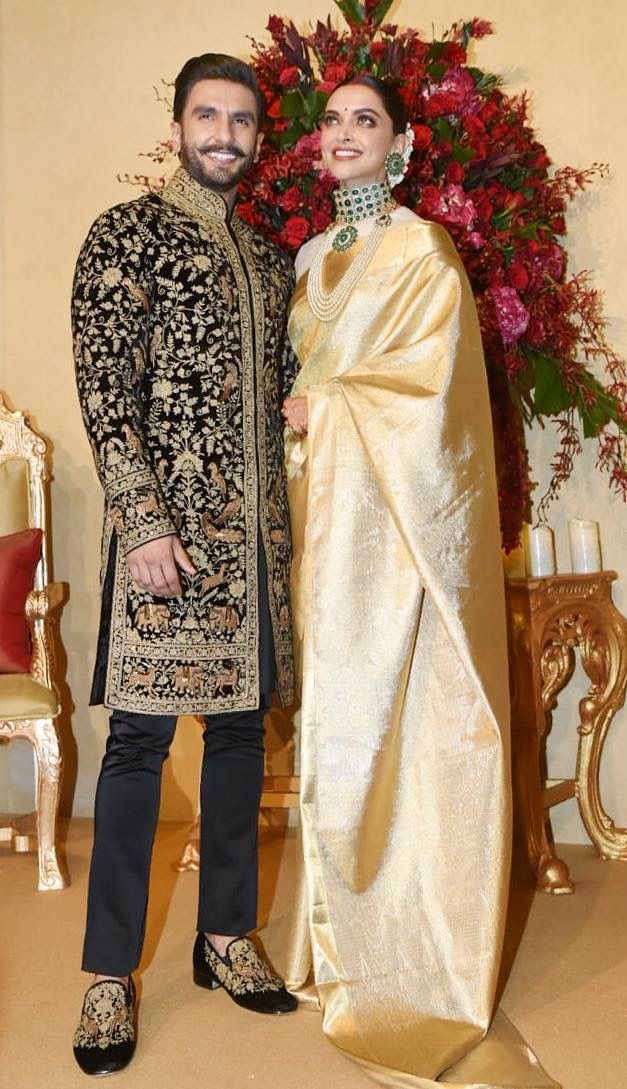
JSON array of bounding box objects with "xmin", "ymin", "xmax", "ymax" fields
[{"xmin": 391, "ymin": 131, "xmax": 409, "ymax": 157}]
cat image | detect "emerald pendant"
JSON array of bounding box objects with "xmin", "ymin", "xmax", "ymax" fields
[{"xmin": 332, "ymin": 224, "xmax": 359, "ymax": 252}]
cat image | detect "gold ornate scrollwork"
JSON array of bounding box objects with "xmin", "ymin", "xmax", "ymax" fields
[
  {"xmin": 540, "ymin": 639, "xmax": 575, "ymax": 715},
  {"xmin": 507, "ymin": 571, "xmax": 627, "ymax": 893},
  {"xmin": 0, "ymin": 394, "xmax": 67, "ymax": 891}
]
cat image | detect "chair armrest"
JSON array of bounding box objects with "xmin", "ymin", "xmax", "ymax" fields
[{"xmin": 25, "ymin": 583, "xmax": 65, "ymax": 621}]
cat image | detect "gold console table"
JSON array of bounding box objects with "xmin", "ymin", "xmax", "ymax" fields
[{"xmin": 506, "ymin": 571, "xmax": 627, "ymax": 894}]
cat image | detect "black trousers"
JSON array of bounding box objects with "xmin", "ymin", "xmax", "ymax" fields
[
  {"xmin": 82, "ymin": 704, "xmax": 267, "ymax": 976},
  {"xmin": 82, "ymin": 540, "xmax": 275, "ymax": 977}
]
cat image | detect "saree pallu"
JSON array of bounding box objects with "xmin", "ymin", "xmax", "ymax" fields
[{"xmin": 284, "ymin": 220, "xmax": 558, "ymax": 1089}]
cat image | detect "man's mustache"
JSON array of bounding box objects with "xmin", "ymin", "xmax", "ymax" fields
[{"xmin": 199, "ymin": 143, "xmax": 246, "ymax": 159}]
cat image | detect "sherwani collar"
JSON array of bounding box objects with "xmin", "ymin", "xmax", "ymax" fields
[{"xmin": 162, "ymin": 165, "xmax": 236, "ymax": 225}]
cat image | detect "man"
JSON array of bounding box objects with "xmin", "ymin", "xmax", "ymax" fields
[{"xmin": 72, "ymin": 53, "xmax": 298, "ymax": 1076}]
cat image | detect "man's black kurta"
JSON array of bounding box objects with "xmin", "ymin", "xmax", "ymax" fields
[{"xmin": 72, "ymin": 167, "xmax": 296, "ymax": 714}]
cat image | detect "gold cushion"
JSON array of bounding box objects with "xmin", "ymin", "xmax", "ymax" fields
[
  {"xmin": 0, "ymin": 459, "xmax": 31, "ymax": 535},
  {"xmin": 0, "ymin": 674, "xmax": 59, "ymax": 720}
]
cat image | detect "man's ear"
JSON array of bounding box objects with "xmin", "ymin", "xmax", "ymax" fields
[
  {"xmin": 254, "ymin": 131, "xmax": 264, "ymax": 163},
  {"xmin": 170, "ymin": 120, "xmax": 182, "ymax": 155}
]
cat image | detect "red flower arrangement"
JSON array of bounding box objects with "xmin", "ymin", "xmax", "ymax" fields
[{"xmin": 126, "ymin": 0, "xmax": 627, "ymax": 550}]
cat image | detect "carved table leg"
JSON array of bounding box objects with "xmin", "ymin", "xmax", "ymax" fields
[
  {"xmin": 32, "ymin": 718, "xmax": 67, "ymax": 890},
  {"xmin": 534, "ymin": 636, "xmax": 577, "ymax": 893},
  {"xmin": 575, "ymin": 606, "xmax": 627, "ymax": 860},
  {"xmin": 509, "ymin": 600, "xmax": 575, "ymax": 894}
]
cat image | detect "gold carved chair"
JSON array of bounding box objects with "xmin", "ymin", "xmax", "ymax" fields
[{"xmin": 0, "ymin": 392, "xmax": 67, "ymax": 889}]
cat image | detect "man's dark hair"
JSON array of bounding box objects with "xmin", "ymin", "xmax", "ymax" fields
[
  {"xmin": 337, "ymin": 75, "xmax": 407, "ymax": 135},
  {"xmin": 173, "ymin": 53, "xmax": 266, "ymax": 127}
]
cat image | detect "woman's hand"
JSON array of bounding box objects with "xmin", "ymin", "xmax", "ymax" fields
[{"xmin": 282, "ymin": 396, "xmax": 308, "ymax": 436}]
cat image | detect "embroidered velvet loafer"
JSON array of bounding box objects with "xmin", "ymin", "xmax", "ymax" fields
[
  {"xmin": 193, "ymin": 933, "xmax": 297, "ymax": 1015},
  {"xmin": 73, "ymin": 977, "xmax": 137, "ymax": 1075}
]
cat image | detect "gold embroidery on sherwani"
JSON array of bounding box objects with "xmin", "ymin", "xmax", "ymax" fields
[
  {"xmin": 285, "ymin": 221, "xmax": 558, "ymax": 1088},
  {"xmin": 73, "ymin": 167, "xmax": 296, "ymax": 713}
]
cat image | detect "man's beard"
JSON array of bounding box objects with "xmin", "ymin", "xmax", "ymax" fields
[{"xmin": 180, "ymin": 140, "xmax": 255, "ymax": 193}]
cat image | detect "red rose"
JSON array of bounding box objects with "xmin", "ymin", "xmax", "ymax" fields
[
  {"xmin": 412, "ymin": 124, "xmax": 433, "ymax": 150},
  {"xmin": 530, "ymin": 150, "xmax": 551, "ymax": 169},
  {"xmin": 443, "ymin": 42, "xmax": 466, "ymax": 65},
  {"xmin": 506, "ymin": 191, "xmax": 527, "ymax": 211},
  {"xmin": 424, "ymin": 92, "xmax": 458, "ymax": 119},
  {"xmin": 550, "ymin": 215, "xmax": 566, "ymax": 234},
  {"xmin": 475, "ymin": 195, "xmax": 493, "ymax": 223},
  {"xmin": 280, "ymin": 185, "xmax": 303, "ymax": 212},
  {"xmin": 480, "ymin": 101, "xmax": 499, "ymax": 125},
  {"xmin": 236, "ymin": 202, "xmax": 258, "ymax": 227},
  {"xmin": 462, "ymin": 114, "xmax": 486, "ymax": 136},
  {"xmin": 312, "ymin": 209, "xmax": 331, "ymax": 232},
  {"xmin": 446, "ymin": 161, "xmax": 465, "ymax": 183},
  {"xmin": 370, "ymin": 41, "xmax": 386, "ymax": 63},
  {"xmin": 279, "ymin": 66, "xmax": 300, "ymax": 89},
  {"xmin": 323, "ymin": 62, "xmax": 350, "ymax": 84},
  {"xmin": 490, "ymin": 122, "xmax": 509, "ymax": 140},
  {"xmin": 267, "ymin": 99, "xmax": 282, "ymax": 119},
  {"xmin": 281, "ymin": 214, "xmax": 310, "ymax": 248},
  {"xmin": 507, "ymin": 262, "xmax": 530, "ymax": 291}
]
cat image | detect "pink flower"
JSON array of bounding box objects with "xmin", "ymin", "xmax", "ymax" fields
[
  {"xmin": 423, "ymin": 67, "xmax": 480, "ymax": 118},
  {"xmin": 421, "ymin": 184, "xmax": 477, "ymax": 229},
  {"xmin": 294, "ymin": 131, "xmax": 321, "ymax": 160},
  {"xmin": 490, "ymin": 286, "xmax": 530, "ymax": 346}
]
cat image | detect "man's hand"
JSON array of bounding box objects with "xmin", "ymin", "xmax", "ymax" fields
[
  {"xmin": 282, "ymin": 396, "xmax": 308, "ymax": 436},
  {"xmin": 127, "ymin": 535, "xmax": 197, "ymax": 598}
]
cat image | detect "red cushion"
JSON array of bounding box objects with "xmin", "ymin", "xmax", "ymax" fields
[{"xmin": 0, "ymin": 528, "xmax": 43, "ymax": 673}]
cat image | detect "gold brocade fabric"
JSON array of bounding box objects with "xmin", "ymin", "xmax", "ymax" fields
[{"xmin": 284, "ymin": 221, "xmax": 559, "ymax": 1089}]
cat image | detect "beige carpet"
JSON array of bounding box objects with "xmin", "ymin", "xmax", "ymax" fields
[{"xmin": 1, "ymin": 820, "xmax": 625, "ymax": 1089}]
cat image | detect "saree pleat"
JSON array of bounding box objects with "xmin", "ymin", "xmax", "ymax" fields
[{"xmin": 284, "ymin": 221, "xmax": 558, "ymax": 1089}]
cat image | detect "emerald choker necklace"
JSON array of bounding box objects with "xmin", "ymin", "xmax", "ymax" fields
[
  {"xmin": 306, "ymin": 180, "xmax": 397, "ymax": 321},
  {"xmin": 331, "ymin": 180, "xmax": 397, "ymax": 252}
]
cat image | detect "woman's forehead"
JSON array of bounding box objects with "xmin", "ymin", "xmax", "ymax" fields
[{"xmin": 326, "ymin": 84, "xmax": 383, "ymax": 113}]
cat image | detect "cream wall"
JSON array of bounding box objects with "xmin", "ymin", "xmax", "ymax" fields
[{"xmin": 1, "ymin": 1, "xmax": 625, "ymax": 841}]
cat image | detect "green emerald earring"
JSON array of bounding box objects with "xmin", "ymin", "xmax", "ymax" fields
[{"xmin": 385, "ymin": 150, "xmax": 405, "ymax": 182}]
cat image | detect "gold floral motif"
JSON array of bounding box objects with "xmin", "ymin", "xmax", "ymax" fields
[
  {"xmin": 205, "ymin": 938, "xmax": 283, "ymax": 996},
  {"xmin": 73, "ymin": 981, "xmax": 134, "ymax": 1051},
  {"xmin": 73, "ymin": 166, "xmax": 297, "ymax": 714}
]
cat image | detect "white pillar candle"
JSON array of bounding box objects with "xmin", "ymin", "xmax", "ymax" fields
[
  {"xmin": 523, "ymin": 523, "xmax": 557, "ymax": 577},
  {"xmin": 568, "ymin": 518, "xmax": 602, "ymax": 573}
]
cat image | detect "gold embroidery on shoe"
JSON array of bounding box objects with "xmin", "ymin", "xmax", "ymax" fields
[
  {"xmin": 205, "ymin": 938, "xmax": 283, "ymax": 996},
  {"xmin": 73, "ymin": 981, "xmax": 135, "ymax": 1051}
]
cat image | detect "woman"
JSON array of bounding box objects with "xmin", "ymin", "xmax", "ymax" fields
[{"xmin": 282, "ymin": 77, "xmax": 557, "ymax": 1089}]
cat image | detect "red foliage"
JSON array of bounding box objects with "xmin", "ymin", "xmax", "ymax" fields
[{"xmin": 125, "ymin": 4, "xmax": 626, "ymax": 548}]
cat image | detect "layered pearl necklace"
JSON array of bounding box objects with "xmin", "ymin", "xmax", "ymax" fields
[{"xmin": 307, "ymin": 180, "xmax": 396, "ymax": 323}]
